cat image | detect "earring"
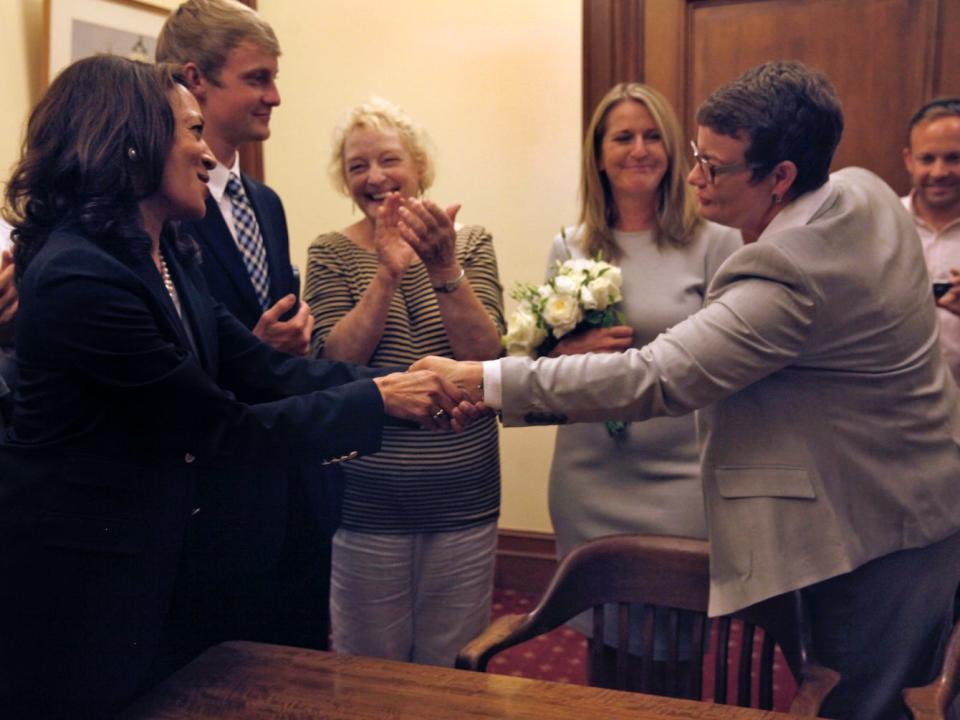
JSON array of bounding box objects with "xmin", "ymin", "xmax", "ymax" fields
[
  {"xmin": 771, "ymin": 193, "xmax": 780, "ymax": 205},
  {"xmin": 127, "ymin": 147, "xmax": 138, "ymax": 161}
]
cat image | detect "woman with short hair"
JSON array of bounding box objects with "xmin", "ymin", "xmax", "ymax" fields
[{"xmin": 305, "ymin": 96, "xmax": 504, "ymax": 666}]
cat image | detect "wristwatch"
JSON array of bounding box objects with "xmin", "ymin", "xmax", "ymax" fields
[{"xmin": 432, "ymin": 267, "xmax": 465, "ymax": 293}]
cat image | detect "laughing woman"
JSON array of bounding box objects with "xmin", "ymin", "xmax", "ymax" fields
[
  {"xmin": 0, "ymin": 58, "xmax": 461, "ymax": 717},
  {"xmin": 305, "ymin": 97, "xmax": 504, "ymax": 667}
]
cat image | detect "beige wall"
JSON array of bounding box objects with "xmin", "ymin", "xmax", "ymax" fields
[
  {"xmin": 1, "ymin": 0, "xmax": 582, "ymax": 534},
  {"xmin": 1, "ymin": 0, "xmax": 42, "ymax": 183}
]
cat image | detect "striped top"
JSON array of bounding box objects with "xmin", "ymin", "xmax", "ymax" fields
[{"xmin": 304, "ymin": 225, "xmax": 504, "ymax": 533}]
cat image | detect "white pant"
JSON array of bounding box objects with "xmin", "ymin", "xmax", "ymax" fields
[{"xmin": 330, "ymin": 522, "xmax": 497, "ymax": 666}]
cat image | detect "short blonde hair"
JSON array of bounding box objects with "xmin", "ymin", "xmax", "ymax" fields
[
  {"xmin": 156, "ymin": 0, "xmax": 280, "ymax": 81},
  {"xmin": 579, "ymin": 83, "xmax": 700, "ymax": 261},
  {"xmin": 329, "ymin": 96, "xmax": 435, "ymax": 197}
]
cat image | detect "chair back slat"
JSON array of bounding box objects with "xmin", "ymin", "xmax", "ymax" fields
[
  {"xmin": 689, "ymin": 613, "xmax": 706, "ymax": 701},
  {"xmin": 590, "ymin": 605, "xmax": 605, "ymax": 686},
  {"xmin": 759, "ymin": 631, "xmax": 776, "ymax": 709},
  {"xmin": 641, "ymin": 604, "xmax": 656, "ymax": 691},
  {"xmin": 715, "ymin": 616, "xmax": 731, "ymax": 704},
  {"xmin": 736, "ymin": 622, "xmax": 756, "ymax": 706},
  {"xmin": 665, "ymin": 607, "xmax": 680, "ymax": 696},
  {"xmin": 615, "ymin": 602, "xmax": 629, "ymax": 688}
]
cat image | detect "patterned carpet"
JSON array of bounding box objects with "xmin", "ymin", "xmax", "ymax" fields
[{"xmin": 487, "ymin": 587, "xmax": 797, "ymax": 712}]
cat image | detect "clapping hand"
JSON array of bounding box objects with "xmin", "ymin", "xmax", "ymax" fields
[
  {"xmin": 396, "ymin": 197, "xmax": 462, "ymax": 285},
  {"xmin": 374, "ymin": 192, "xmax": 417, "ymax": 280}
]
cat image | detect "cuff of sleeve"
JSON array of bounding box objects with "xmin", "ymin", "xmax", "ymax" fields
[{"xmin": 482, "ymin": 359, "xmax": 502, "ymax": 409}]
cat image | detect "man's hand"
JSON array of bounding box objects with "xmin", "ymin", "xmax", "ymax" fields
[
  {"xmin": 0, "ymin": 250, "xmax": 18, "ymax": 342},
  {"xmin": 374, "ymin": 370, "xmax": 471, "ymax": 431},
  {"xmin": 252, "ymin": 294, "xmax": 314, "ymax": 356},
  {"xmin": 937, "ymin": 268, "xmax": 960, "ymax": 318}
]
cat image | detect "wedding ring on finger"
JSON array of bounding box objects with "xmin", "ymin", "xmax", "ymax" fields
[{"xmin": 433, "ymin": 408, "xmax": 446, "ymax": 420}]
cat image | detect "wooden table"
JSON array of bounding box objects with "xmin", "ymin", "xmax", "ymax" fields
[{"xmin": 121, "ymin": 641, "xmax": 810, "ymax": 719}]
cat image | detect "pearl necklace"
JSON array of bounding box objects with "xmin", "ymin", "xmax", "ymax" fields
[{"xmin": 157, "ymin": 251, "xmax": 180, "ymax": 308}]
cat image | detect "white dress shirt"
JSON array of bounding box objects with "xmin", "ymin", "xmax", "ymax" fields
[
  {"xmin": 902, "ymin": 192, "xmax": 960, "ymax": 383},
  {"xmin": 207, "ymin": 153, "xmax": 245, "ymax": 247}
]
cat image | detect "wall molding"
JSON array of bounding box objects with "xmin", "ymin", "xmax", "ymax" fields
[{"xmin": 495, "ymin": 528, "xmax": 558, "ymax": 595}]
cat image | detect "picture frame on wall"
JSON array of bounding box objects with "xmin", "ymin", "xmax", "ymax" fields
[{"xmin": 43, "ymin": 0, "xmax": 168, "ymax": 87}]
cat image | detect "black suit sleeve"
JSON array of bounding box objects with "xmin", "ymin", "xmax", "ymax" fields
[{"xmin": 25, "ymin": 247, "xmax": 385, "ymax": 464}]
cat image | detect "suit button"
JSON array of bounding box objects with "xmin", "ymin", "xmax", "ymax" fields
[
  {"xmin": 347, "ymin": 451, "xmax": 359, "ymax": 460},
  {"xmin": 191, "ymin": 507, "xmax": 201, "ymax": 516},
  {"xmin": 184, "ymin": 453, "xmax": 196, "ymax": 464}
]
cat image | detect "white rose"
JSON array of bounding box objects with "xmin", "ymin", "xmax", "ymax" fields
[
  {"xmin": 536, "ymin": 284, "xmax": 553, "ymax": 300},
  {"xmin": 586, "ymin": 276, "xmax": 618, "ymax": 310},
  {"xmin": 504, "ymin": 309, "xmax": 547, "ymax": 356},
  {"xmin": 564, "ymin": 258, "xmax": 594, "ymax": 274},
  {"xmin": 580, "ymin": 284, "xmax": 598, "ymax": 310},
  {"xmin": 552, "ymin": 274, "xmax": 578, "ymax": 296},
  {"xmin": 542, "ymin": 293, "xmax": 582, "ymax": 339},
  {"xmin": 600, "ymin": 263, "xmax": 623, "ymax": 289}
]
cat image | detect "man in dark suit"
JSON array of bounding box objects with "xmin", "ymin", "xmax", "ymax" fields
[{"xmin": 156, "ymin": 0, "xmax": 337, "ymax": 651}]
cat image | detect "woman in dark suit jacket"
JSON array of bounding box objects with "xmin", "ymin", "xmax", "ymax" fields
[{"xmin": 0, "ymin": 56, "xmax": 464, "ymax": 718}]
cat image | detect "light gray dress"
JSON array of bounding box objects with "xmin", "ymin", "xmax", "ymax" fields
[{"xmin": 546, "ymin": 222, "xmax": 740, "ymax": 650}]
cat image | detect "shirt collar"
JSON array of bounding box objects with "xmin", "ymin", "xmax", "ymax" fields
[
  {"xmin": 903, "ymin": 190, "xmax": 960, "ymax": 234},
  {"xmin": 758, "ymin": 179, "xmax": 834, "ymax": 241},
  {"xmin": 207, "ymin": 154, "xmax": 242, "ymax": 203}
]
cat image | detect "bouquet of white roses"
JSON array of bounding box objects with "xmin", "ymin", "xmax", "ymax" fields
[{"xmin": 503, "ymin": 255, "xmax": 625, "ymax": 357}]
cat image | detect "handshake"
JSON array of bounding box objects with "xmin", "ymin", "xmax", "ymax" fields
[{"xmin": 373, "ymin": 356, "xmax": 488, "ymax": 432}]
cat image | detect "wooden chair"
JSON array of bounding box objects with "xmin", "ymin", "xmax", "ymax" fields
[
  {"xmin": 457, "ymin": 534, "xmax": 839, "ymax": 715},
  {"xmin": 903, "ymin": 620, "xmax": 960, "ymax": 719}
]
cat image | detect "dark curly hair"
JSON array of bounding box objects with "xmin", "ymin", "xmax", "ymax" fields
[
  {"xmin": 696, "ymin": 61, "xmax": 844, "ymax": 201},
  {"xmin": 3, "ymin": 55, "xmax": 196, "ymax": 284}
]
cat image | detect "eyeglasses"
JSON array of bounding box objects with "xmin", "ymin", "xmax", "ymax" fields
[{"xmin": 689, "ymin": 140, "xmax": 762, "ymax": 185}]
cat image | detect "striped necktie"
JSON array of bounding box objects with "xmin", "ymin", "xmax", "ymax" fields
[{"xmin": 225, "ymin": 173, "xmax": 271, "ymax": 311}]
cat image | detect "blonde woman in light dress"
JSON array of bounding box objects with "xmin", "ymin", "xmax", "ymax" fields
[{"xmin": 546, "ymin": 83, "xmax": 739, "ymax": 689}]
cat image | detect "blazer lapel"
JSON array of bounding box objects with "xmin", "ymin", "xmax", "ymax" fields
[
  {"xmin": 126, "ymin": 249, "xmax": 193, "ymax": 352},
  {"xmin": 188, "ymin": 195, "xmax": 263, "ymax": 319},
  {"xmin": 162, "ymin": 242, "xmax": 217, "ymax": 374}
]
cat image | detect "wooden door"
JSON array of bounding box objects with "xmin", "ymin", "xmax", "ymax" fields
[{"xmin": 584, "ymin": 0, "xmax": 960, "ymax": 195}]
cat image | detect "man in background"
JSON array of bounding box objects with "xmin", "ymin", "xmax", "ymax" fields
[
  {"xmin": 902, "ymin": 98, "xmax": 960, "ymax": 383},
  {"xmin": 157, "ymin": 0, "xmax": 339, "ymax": 652}
]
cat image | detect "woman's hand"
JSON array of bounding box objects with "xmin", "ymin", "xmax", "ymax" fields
[
  {"xmin": 398, "ymin": 197, "xmax": 461, "ymax": 282},
  {"xmin": 549, "ymin": 326, "xmax": 634, "ymax": 357},
  {"xmin": 374, "ymin": 192, "xmax": 417, "ymax": 279},
  {"xmin": 373, "ymin": 369, "xmax": 473, "ymax": 431}
]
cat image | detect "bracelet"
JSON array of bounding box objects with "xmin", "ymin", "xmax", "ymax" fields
[{"xmin": 432, "ymin": 267, "xmax": 465, "ymax": 294}]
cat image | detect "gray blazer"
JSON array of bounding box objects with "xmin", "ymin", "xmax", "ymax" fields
[{"xmin": 500, "ymin": 168, "xmax": 960, "ymax": 615}]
